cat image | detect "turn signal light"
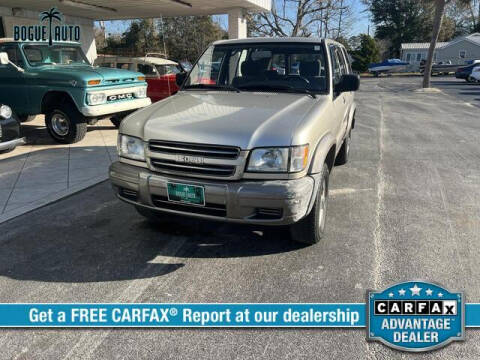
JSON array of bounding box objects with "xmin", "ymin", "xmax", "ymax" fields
[
  {"xmin": 87, "ymin": 79, "xmax": 101, "ymax": 86},
  {"xmin": 137, "ymin": 76, "xmax": 146, "ymax": 81}
]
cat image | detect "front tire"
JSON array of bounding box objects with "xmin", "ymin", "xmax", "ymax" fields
[
  {"xmin": 45, "ymin": 103, "xmax": 87, "ymax": 144},
  {"xmin": 289, "ymin": 164, "xmax": 329, "ymax": 245}
]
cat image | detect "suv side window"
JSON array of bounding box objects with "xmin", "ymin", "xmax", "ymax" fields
[
  {"xmin": 0, "ymin": 45, "xmax": 24, "ymax": 67},
  {"xmin": 341, "ymin": 47, "xmax": 352, "ymax": 74},
  {"xmin": 329, "ymin": 45, "xmax": 343, "ymax": 86}
]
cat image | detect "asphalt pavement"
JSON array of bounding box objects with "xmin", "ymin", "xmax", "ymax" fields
[{"xmin": 0, "ymin": 76, "xmax": 479, "ymax": 359}]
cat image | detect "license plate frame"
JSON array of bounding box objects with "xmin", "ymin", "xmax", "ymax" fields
[{"xmin": 166, "ymin": 182, "xmax": 205, "ymax": 206}]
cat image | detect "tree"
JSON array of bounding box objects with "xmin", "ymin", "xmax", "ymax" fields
[
  {"xmin": 159, "ymin": 16, "xmax": 227, "ymax": 62},
  {"xmin": 248, "ymin": 0, "xmax": 350, "ymax": 38},
  {"xmin": 364, "ymin": 0, "xmax": 434, "ymax": 57},
  {"xmin": 422, "ymin": 0, "xmax": 470, "ymax": 88},
  {"xmin": 351, "ymin": 34, "xmax": 381, "ymax": 72}
]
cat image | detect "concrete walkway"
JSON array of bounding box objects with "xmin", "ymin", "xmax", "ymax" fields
[{"xmin": 0, "ymin": 116, "xmax": 117, "ymax": 223}]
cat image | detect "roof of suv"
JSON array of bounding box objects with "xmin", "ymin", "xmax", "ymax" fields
[{"xmin": 213, "ymin": 37, "xmax": 340, "ymax": 46}]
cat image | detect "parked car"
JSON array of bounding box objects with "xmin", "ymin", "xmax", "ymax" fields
[
  {"xmin": 0, "ymin": 39, "xmax": 151, "ymax": 143},
  {"xmin": 455, "ymin": 65, "xmax": 476, "ymax": 82},
  {"xmin": 470, "ymin": 66, "xmax": 480, "ymax": 82},
  {"xmin": 455, "ymin": 64, "xmax": 478, "ymax": 81},
  {"xmin": 0, "ymin": 104, "xmax": 25, "ymax": 152},
  {"xmin": 109, "ymin": 38, "xmax": 359, "ymax": 245},
  {"xmin": 95, "ymin": 54, "xmax": 185, "ymax": 102}
]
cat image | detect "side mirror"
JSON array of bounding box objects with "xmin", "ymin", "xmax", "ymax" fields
[
  {"xmin": 335, "ymin": 74, "xmax": 360, "ymax": 93},
  {"xmin": 0, "ymin": 52, "xmax": 9, "ymax": 65},
  {"xmin": 176, "ymin": 72, "xmax": 187, "ymax": 87}
]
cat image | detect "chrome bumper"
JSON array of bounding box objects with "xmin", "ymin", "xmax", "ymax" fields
[
  {"xmin": 0, "ymin": 137, "xmax": 25, "ymax": 151},
  {"xmin": 109, "ymin": 161, "xmax": 319, "ymax": 226},
  {"xmin": 80, "ymin": 98, "xmax": 151, "ymax": 117}
]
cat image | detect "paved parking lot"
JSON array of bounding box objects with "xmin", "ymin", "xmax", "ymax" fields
[
  {"xmin": 0, "ymin": 77, "xmax": 479, "ymax": 359},
  {"xmin": 0, "ymin": 116, "xmax": 117, "ymax": 222}
]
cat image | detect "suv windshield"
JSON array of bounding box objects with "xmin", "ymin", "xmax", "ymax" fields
[
  {"xmin": 184, "ymin": 43, "xmax": 329, "ymax": 94},
  {"xmin": 22, "ymin": 44, "xmax": 90, "ymax": 66}
]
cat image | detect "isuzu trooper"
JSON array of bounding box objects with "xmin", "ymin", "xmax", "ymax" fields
[{"xmin": 109, "ymin": 38, "xmax": 359, "ymax": 244}]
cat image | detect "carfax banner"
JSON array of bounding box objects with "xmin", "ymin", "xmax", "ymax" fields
[{"xmin": 0, "ymin": 282, "xmax": 479, "ymax": 354}]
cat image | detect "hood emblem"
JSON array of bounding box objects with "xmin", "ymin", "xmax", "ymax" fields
[
  {"xmin": 70, "ymin": 80, "xmax": 77, "ymax": 86},
  {"xmin": 176, "ymin": 154, "xmax": 204, "ymax": 165}
]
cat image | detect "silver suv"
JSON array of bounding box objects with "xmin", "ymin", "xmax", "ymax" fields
[{"xmin": 109, "ymin": 38, "xmax": 359, "ymax": 244}]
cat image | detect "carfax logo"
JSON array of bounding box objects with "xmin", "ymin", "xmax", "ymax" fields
[
  {"xmin": 367, "ymin": 281, "xmax": 464, "ymax": 352},
  {"xmin": 13, "ymin": 8, "xmax": 81, "ymax": 46}
]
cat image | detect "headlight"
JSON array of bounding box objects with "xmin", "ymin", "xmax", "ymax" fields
[
  {"xmin": 134, "ymin": 87, "xmax": 147, "ymax": 98},
  {"xmin": 87, "ymin": 92, "xmax": 107, "ymax": 105},
  {"xmin": 247, "ymin": 148, "xmax": 289, "ymax": 172},
  {"xmin": 0, "ymin": 105, "xmax": 12, "ymax": 119},
  {"xmin": 246, "ymin": 145, "xmax": 309, "ymax": 173},
  {"xmin": 118, "ymin": 134, "xmax": 145, "ymax": 161}
]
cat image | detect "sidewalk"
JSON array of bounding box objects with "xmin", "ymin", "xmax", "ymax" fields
[{"xmin": 0, "ymin": 116, "xmax": 117, "ymax": 223}]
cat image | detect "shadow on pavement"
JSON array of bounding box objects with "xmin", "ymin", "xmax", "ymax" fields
[
  {"xmin": 0, "ymin": 180, "xmax": 306, "ymax": 283},
  {"xmin": 140, "ymin": 216, "xmax": 307, "ymax": 259}
]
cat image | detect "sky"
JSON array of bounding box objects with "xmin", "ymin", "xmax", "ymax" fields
[{"xmin": 101, "ymin": 0, "xmax": 372, "ymax": 38}]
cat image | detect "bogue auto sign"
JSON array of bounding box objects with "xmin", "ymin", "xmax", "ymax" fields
[
  {"xmin": 367, "ymin": 281, "xmax": 464, "ymax": 352},
  {"xmin": 13, "ymin": 8, "xmax": 81, "ymax": 46}
]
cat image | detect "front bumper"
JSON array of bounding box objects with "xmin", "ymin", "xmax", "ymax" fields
[
  {"xmin": 109, "ymin": 161, "xmax": 319, "ymax": 226},
  {"xmin": 80, "ymin": 98, "xmax": 151, "ymax": 117},
  {"xmin": 0, "ymin": 137, "xmax": 26, "ymax": 151}
]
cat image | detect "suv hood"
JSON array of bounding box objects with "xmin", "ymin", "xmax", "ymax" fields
[
  {"xmin": 122, "ymin": 91, "xmax": 322, "ymax": 150},
  {"xmin": 32, "ymin": 65, "xmax": 143, "ymax": 85}
]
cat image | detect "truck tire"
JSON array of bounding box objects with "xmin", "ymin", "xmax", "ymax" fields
[
  {"xmin": 45, "ymin": 103, "xmax": 87, "ymax": 144},
  {"xmin": 289, "ymin": 164, "xmax": 329, "ymax": 245},
  {"xmin": 335, "ymin": 130, "xmax": 351, "ymax": 166}
]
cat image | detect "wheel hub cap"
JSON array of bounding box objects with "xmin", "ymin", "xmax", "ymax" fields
[{"xmin": 51, "ymin": 113, "xmax": 69, "ymax": 136}]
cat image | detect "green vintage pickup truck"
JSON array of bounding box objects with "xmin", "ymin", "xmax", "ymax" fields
[{"xmin": 0, "ymin": 40, "xmax": 151, "ymax": 143}]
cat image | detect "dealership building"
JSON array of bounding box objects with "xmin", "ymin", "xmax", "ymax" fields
[{"xmin": 0, "ymin": 0, "xmax": 271, "ymax": 61}]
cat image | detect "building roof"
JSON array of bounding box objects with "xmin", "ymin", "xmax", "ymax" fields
[
  {"xmin": 401, "ymin": 42, "xmax": 448, "ymax": 50},
  {"xmin": 0, "ymin": 0, "xmax": 271, "ymax": 20},
  {"xmin": 401, "ymin": 33, "xmax": 480, "ymax": 51}
]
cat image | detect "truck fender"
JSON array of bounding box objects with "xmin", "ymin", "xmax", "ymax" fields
[
  {"xmin": 304, "ymin": 133, "xmax": 336, "ymax": 217},
  {"xmin": 309, "ymin": 133, "xmax": 336, "ymax": 175},
  {"xmin": 41, "ymin": 91, "xmax": 81, "ymax": 114}
]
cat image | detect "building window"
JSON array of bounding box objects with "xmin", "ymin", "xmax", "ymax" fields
[
  {"xmin": 416, "ymin": 53, "xmax": 422, "ymax": 62},
  {"xmin": 459, "ymin": 50, "xmax": 466, "ymax": 59},
  {"xmin": 406, "ymin": 53, "xmax": 411, "ymax": 62}
]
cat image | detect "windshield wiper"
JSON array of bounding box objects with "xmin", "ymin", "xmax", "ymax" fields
[
  {"xmin": 237, "ymin": 83, "xmax": 316, "ymax": 98},
  {"xmin": 183, "ymin": 84, "xmax": 241, "ymax": 93}
]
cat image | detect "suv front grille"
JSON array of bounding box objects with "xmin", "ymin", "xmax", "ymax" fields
[
  {"xmin": 150, "ymin": 158, "xmax": 235, "ymax": 177},
  {"xmin": 149, "ymin": 141, "xmax": 240, "ymax": 159},
  {"xmin": 148, "ymin": 140, "xmax": 243, "ymax": 179}
]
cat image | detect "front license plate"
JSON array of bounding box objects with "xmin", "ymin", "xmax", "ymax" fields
[
  {"xmin": 167, "ymin": 182, "xmax": 205, "ymax": 206},
  {"xmin": 107, "ymin": 93, "xmax": 133, "ymax": 102}
]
